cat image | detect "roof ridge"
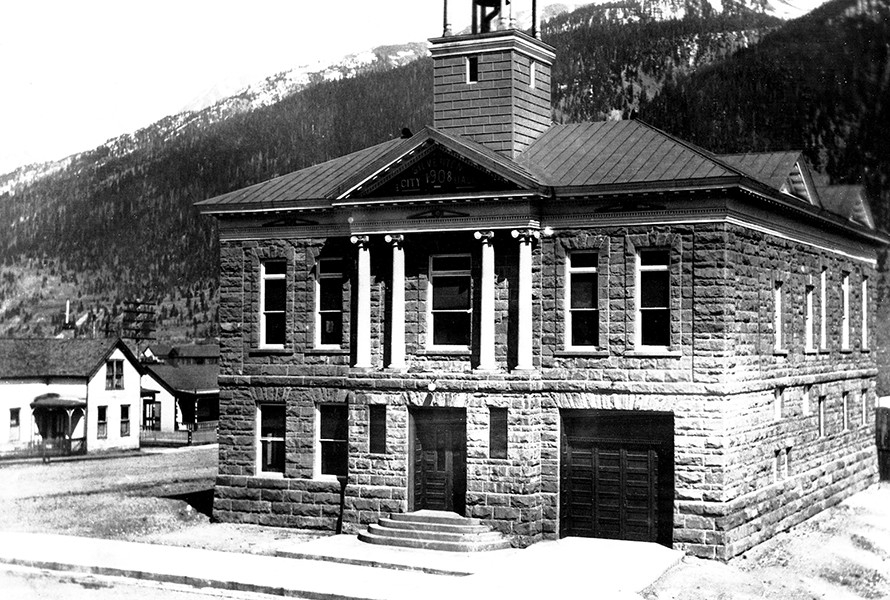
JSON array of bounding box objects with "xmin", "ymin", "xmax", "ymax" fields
[{"xmin": 633, "ymin": 119, "xmax": 748, "ymax": 180}]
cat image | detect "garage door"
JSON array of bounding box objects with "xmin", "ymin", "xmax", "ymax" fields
[{"xmin": 560, "ymin": 410, "xmax": 674, "ymax": 546}]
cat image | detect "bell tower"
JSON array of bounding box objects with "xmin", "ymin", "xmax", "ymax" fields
[{"xmin": 431, "ymin": 1, "xmax": 555, "ymax": 159}]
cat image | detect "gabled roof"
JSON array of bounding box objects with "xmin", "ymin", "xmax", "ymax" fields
[
  {"xmin": 518, "ymin": 120, "xmax": 740, "ymax": 190},
  {"xmin": 720, "ymin": 152, "xmax": 821, "ymax": 207},
  {"xmin": 820, "ymin": 185, "xmax": 875, "ymax": 229},
  {"xmin": 169, "ymin": 343, "xmax": 219, "ymax": 359},
  {"xmin": 0, "ymin": 338, "xmax": 140, "ymax": 380},
  {"xmin": 146, "ymin": 364, "xmax": 218, "ymax": 395}
]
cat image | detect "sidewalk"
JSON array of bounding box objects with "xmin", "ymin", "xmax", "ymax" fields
[{"xmin": 0, "ymin": 531, "xmax": 684, "ymax": 599}]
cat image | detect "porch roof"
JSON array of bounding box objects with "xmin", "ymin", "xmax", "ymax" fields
[{"xmin": 30, "ymin": 393, "xmax": 87, "ymax": 409}]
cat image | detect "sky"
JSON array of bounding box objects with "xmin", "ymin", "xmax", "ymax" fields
[{"xmin": 0, "ymin": 0, "xmax": 822, "ymax": 176}]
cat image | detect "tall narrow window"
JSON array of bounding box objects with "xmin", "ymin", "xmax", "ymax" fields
[
  {"xmin": 106, "ymin": 360, "xmax": 124, "ymax": 390},
  {"xmin": 529, "ymin": 61, "xmax": 536, "ymax": 89},
  {"xmin": 429, "ymin": 255, "xmax": 472, "ymax": 348},
  {"xmin": 316, "ymin": 258, "xmax": 345, "ymax": 348},
  {"xmin": 861, "ymin": 388, "xmax": 869, "ymax": 426},
  {"xmin": 785, "ymin": 446, "xmax": 792, "ymax": 478},
  {"xmin": 566, "ymin": 252, "xmax": 599, "ymax": 348},
  {"xmin": 861, "ymin": 276, "xmax": 869, "ymax": 350},
  {"xmin": 489, "ymin": 407, "xmax": 508, "ymax": 459},
  {"xmin": 258, "ymin": 404, "xmax": 285, "ymax": 474},
  {"xmin": 369, "ymin": 405, "xmax": 386, "ymax": 454},
  {"xmin": 774, "ymin": 388, "xmax": 784, "ymax": 421},
  {"xmin": 9, "ymin": 408, "xmax": 20, "ymax": 442},
  {"xmin": 97, "ymin": 406, "xmax": 108, "ymax": 439},
  {"xmin": 818, "ymin": 396, "xmax": 826, "ymax": 437},
  {"xmin": 637, "ymin": 250, "xmax": 670, "ymax": 347},
  {"xmin": 820, "ymin": 269, "xmax": 827, "ymax": 350},
  {"xmin": 774, "ymin": 280, "xmax": 784, "ymax": 351},
  {"xmin": 841, "ymin": 273, "xmax": 850, "ymax": 349},
  {"xmin": 120, "ymin": 405, "xmax": 130, "ymax": 437},
  {"xmin": 261, "ymin": 260, "xmax": 286, "ymax": 348},
  {"xmin": 805, "ymin": 285, "xmax": 815, "ymax": 351},
  {"xmin": 319, "ymin": 405, "xmax": 348, "ymax": 477},
  {"xmin": 467, "ymin": 55, "xmax": 479, "ymax": 83},
  {"xmin": 802, "ymin": 385, "xmax": 811, "ymax": 416},
  {"xmin": 842, "ymin": 392, "xmax": 850, "ymax": 430}
]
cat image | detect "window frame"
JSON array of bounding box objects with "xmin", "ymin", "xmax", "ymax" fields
[
  {"xmin": 427, "ymin": 254, "xmax": 473, "ymax": 351},
  {"xmin": 257, "ymin": 403, "xmax": 286, "ymax": 476},
  {"xmin": 105, "ymin": 359, "xmax": 124, "ymax": 390},
  {"xmin": 817, "ymin": 395, "xmax": 826, "ymax": 437},
  {"xmin": 120, "ymin": 404, "xmax": 130, "ymax": 437},
  {"xmin": 368, "ymin": 404, "xmax": 386, "ymax": 455},
  {"xmin": 841, "ymin": 272, "xmax": 850, "ymax": 350},
  {"xmin": 861, "ymin": 388, "xmax": 869, "ymax": 427},
  {"xmin": 773, "ymin": 280, "xmax": 784, "ymax": 352},
  {"xmin": 260, "ymin": 259, "xmax": 287, "ymax": 349},
  {"xmin": 316, "ymin": 404, "xmax": 348, "ymax": 479},
  {"xmin": 489, "ymin": 406, "xmax": 508, "ymax": 460},
  {"xmin": 805, "ymin": 284, "xmax": 815, "ymax": 352},
  {"xmin": 565, "ymin": 251, "xmax": 600, "ymax": 350},
  {"xmin": 635, "ymin": 249, "xmax": 671, "ymax": 349},
  {"xmin": 820, "ymin": 269, "xmax": 828, "ymax": 350},
  {"xmin": 842, "ymin": 391, "xmax": 850, "ymax": 431},
  {"xmin": 9, "ymin": 408, "xmax": 20, "ymax": 442},
  {"xmin": 315, "ymin": 257, "xmax": 346, "ymax": 349},
  {"xmin": 97, "ymin": 405, "xmax": 108, "ymax": 439},
  {"xmin": 466, "ymin": 55, "xmax": 479, "ymax": 83},
  {"xmin": 861, "ymin": 276, "xmax": 869, "ymax": 350}
]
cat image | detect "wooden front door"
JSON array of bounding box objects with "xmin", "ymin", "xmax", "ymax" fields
[
  {"xmin": 409, "ymin": 409, "xmax": 466, "ymax": 515},
  {"xmin": 561, "ymin": 410, "xmax": 674, "ymax": 546}
]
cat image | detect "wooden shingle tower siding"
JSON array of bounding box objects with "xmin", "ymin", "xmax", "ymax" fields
[{"xmin": 196, "ymin": 0, "xmax": 888, "ymax": 561}]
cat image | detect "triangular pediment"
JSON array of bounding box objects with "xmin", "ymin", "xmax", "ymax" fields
[{"xmin": 339, "ymin": 133, "xmax": 534, "ymax": 201}]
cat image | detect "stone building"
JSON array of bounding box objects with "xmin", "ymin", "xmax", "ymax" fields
[{"xmin": 196, "ymin": 1, "xmax": 887, "ymax": 559}]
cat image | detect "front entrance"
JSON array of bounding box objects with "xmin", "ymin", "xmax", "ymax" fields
[
  {"xmin": 560, "ymin": 410, "xmax": 674, "ymax": 547},
  {"xmin": 408, "ymin": 408, "xmax": 466, "ymax": 515}
]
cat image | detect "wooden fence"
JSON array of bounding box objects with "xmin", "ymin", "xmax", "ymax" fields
[{"xmin": 140, "ymin": 421, "xmax": 218, "ymax": 447}]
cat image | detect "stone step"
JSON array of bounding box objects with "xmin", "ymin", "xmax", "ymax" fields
[
  {"xmin": 366, "ymin": 523, "xmax": 505, "ymax": 543},
  {"xmin": 388, "ymin": 510, "xmax": 482, "ymax": 527},
  {"xmin": 357, "ymin": 530, "xmax": 512, "ymax": 552},
  {"xmin": 377, "ymin": 517, "xmax": 491, "ymax": 535}
]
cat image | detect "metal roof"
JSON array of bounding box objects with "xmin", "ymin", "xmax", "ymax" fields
[
  {"xmin": 0, "ymin": 338, "xmax": 131, "ymax": 379},
  {"xmin": 820, "ymin": 185, "xmax": 875, "ymax": 228}
]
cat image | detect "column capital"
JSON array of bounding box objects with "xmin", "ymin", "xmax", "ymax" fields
[
  {"xmin": 350, "ymin": 234, "xmax": 370, "ymax": 247},
  {"xmin": 511, "ymin": 228, "xmax": 540, "ymax": 243},
  {"xmin": 473, "ymin": 230, "xmax": 495, "ymax": 244},
  {"xmin": 384, "ymin": 233, "xmax": 404, "ymax": 247}
]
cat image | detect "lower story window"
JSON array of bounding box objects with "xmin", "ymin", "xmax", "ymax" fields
[
  {"xmin": 319, "ymin": 404, "xmax": 348, "ymax": 477},
  {"xmin": 120, "ymin": 405, "xmax": 130, "ymax": 437},
  {"xmin": 259, "ymin": 404, "xmax": 286, "ymax": 474},
  {"xmin": 97, "ymin": 406, "xmax": 108, "ymax": 439},
  {"xmin": 9, "ymin": 408, "xmax": 20, "ymax": 442}
]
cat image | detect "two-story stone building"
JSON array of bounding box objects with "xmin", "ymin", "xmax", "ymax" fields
[{"xmin": 197, "ymin": 0, "xmax": 887, "ymax": 559}]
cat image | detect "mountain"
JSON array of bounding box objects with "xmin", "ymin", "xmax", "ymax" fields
[{"xmin": 0, "ymin": 2, "xmax": 833, "ymax": 342}]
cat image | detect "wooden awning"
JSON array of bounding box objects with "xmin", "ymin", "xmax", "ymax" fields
[{"xmin": 30, "ymin": 393, "xmax": 87, "ymax": 409}]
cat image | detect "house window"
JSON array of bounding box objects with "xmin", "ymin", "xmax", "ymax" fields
[
  {"xmin": 841, "ymin": 273, "xmax": 850, "ymax": 349},
  {"xmin": 9, "ymin": 408, "xmax": 20, "ymax": 442},
  {"xmin": 120, "ymin": 405, "xmax": 130, "ymax": 437},
  {"xmin": 805, "ymin": 285, "xmax": 815, "ymax": 351},
  {"xmin": 97, "ymin": 406, "xmax": 108, "ymax": 439},
  {"xmin": 489, "ymin": 407, "xmax": 508, "ymax": 459},
  {"xmin": 637, "ymin": 249, "xmax": 670, "ymax": 347},
  {"xmin": 861, "ymin": 388, "xmax": 869, "ymax": 426},
  {"xmin": 143, "ymin": 401, "xmax": 161, "ymax": 431},
  {"xmin": 785, "ymin": 447, "xmax": 792, "ymax": 478},
  {"xmin": 774, "ymin": 388, "xmax": 783, "ymax": 421},
  {"xmin": 429, "ymin": 255, "xmax": 472, "ymax": 348},
  {"xmin": 773, "ymin": 280, "xmax": 784, "ymax": 351},
  {"xmin": 529, "ymin": 61, "xmax": 536, "ymax": 89},
  {"xmin": 820, "ymin": 269, "xmax": 828, "ymax": 350},
  {"xmin": 467, "ymin": 55, "xmax": 479, "ymax": 83},
  {"xmin": 818, "ymin": 396, "xmax": 826, "ymax": 437},
  {"xmin": 316, "ymin": 257, "xmax": 345, "ymax": 348},
  {"xmin": 566, "ymin": 252, "xmax": 599, "ymax": 348},
  {"xmin": 842, "ymin": 392, "xmax": 850, "ymax": 431},
  {"xmin": 258, "ymin": 404, "xmax": 285, "ymax": 474},
  {"xmin": 260, "ymin": 260, "xmax": 286, "ymax": 348},
  {"xmin": 802, "ymin": 385, "xmax": 811, "ymax": 416},
  {"xmin": 861, "ymin": 276, "xmax": 869, "ymax": 350},
  {"xmin": 369, "ymin": 405, "xmax": 386, "ymax": 454},
  {"xmin": 773, "ymin": 449, "xmax": 783, "ymax": 483},
  {"xmin": 105, "ymin": 360, "xmax": 124, "ymax": 390},
  {"xmin": 318, "ymin": 405, "xmax": 348, "ymax": 477}
]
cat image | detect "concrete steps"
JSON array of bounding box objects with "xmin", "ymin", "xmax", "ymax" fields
[{"xmin": 358, "ymin": 510, "xmax": 512, "ymax": 552}]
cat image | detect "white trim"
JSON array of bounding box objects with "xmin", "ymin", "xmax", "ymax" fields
[
  {"xmin": 259, "ymin": 260, "xmax": 286, "ymax": 350},
  {"xmin": 315, "ymin": 257, "xmax": 345, "ymax": 350},
  {"xmin": 861, "ymin": 276, "xmax": 869, "ymax": 350},
  {"xmin": 564, "ymin": 251, "xmax": 600, "ymax": 351},
  {"xmin": 774, "ymin": 280, "xmax": 784, "ymax": 352},
  {"xmin": 427, "ymin": 254, "xmax": 473, "ymax": 352},
  {"xmin": 635, "ymin": 249, "xmax": 670, "ymax": 350},
  {"xmin": 820, "ymin": 269, "xmax": 828, "ymax": 350},
  {"xmin": 841, "ymin": 273, "xmax": 850, "ymax": 350},
  {"xmin": 256, "ymin": 403, "xmax": 285, "ymax": 477},
  {"xmin": 804, "ymin": 285, "xmax": 815, "ymax": 352}
]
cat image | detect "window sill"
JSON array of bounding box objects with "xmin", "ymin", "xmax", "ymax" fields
[
  {"xmin": 554, "ymin": 349, "xmax": 610, "ymax": 358},
  {"xmin": 255, "ymin": 471, "xmax": 285, "ymax": 479},
  {"xmin": 840, "ymin": 348, "xmax": 854, "ymax": 354},
  {"xmin": 773, "ymin": 349, "xmax": 789, "ymax": 357},
  {"xmin": 313, "ymin": 475, "xmax": 345, "ymax": 484},
  {"xmin": 804, "ymin": 349, "xmax": 818, "ymax": 355},
  {"xmin": 250, "ymin": 348, "xmax": 293, "ymax": 357},
  {"xmin": 626, "ymin": 348, "xmax": 681, "ymax": 358},
  {"xmin": 305, "ymin": 348, "xmax": 349, "ymax": 355},
  {"xmin": 861, "ymin": 347, "xmax": 871, "ymax": 354},
  {"xmin": 417, "ymin": 348, "xmax": 471, "ymax": 357},
  {"xmin": 819, "ymin": 349, "xmax": 830, "ymax": 355}
]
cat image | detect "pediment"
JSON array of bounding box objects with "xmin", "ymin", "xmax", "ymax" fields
[{"xmin": 346, "ymin": 142, "xmax": 524, "ymax": 199}]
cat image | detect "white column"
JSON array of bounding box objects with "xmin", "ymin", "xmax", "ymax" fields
[
  {"xmin": 474, "ymin": 230, "xmax": 497, "ymax": 371},
  {"xmin": 351, "ymin": 235, "xmax": 372, "ymax": 368},
  {"xmin": 385, "ymin": 234, "xmax": 406, "ymax": 370},
  {"xmin": 512, "ymin": 229, "xmax": 539, "ymax": 370}
]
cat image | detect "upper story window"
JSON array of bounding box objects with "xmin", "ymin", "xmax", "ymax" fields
[
  {"xmin": 258, "ymin": 403, "xmax": 285, "ymax": 474},
  {"xmin": 773, "ymin": 280, "xmax": 784, "ymax": 352},
  {"xmin": 566, "ymin": 252, "xmax": 599, "ymax": 349},
  {"xmin": 316, "ymin": 258, "xmax": 346, "ymax": 348},
  {"xmin": 805, "ymin": 285, "xmax": 815, "ymax": 352},
  {"xmin": 636, "ymin": 250, "xmax": 670, "ymax": 347},
  {"xmin": 260, "ymin": 260, "xmax": 286, "ymax": 348},
  {"xmin": 105, "ymin": 360, "xmax": 123, "ymax": 390},
  {"xmin": 529, "ymin": 61, "xmax": 536, "ymax": 89},
  {"xmin": 841, "ymin": 272, "xmax": 850, "ymax": 350},
  {"xmin": 428, "ymin": 255, "xmax": 472, "ymax": 349},
  {"xmin": 466, "ymin": 55, "xmax": 479, "ymax": 83}
]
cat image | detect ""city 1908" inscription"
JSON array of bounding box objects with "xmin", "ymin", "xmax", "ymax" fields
[{"xmin": 392, "ymin": 154, "xmax": 475, "ymax": 194}]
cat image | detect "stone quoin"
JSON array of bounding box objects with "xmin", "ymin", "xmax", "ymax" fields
[{"xmin": 196, "ymin": 0, "xmax": 888, "ymax": 560}]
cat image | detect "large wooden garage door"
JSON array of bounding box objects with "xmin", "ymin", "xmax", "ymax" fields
[{"xmin": 560, "ymin": 410, "xmax": 674, "ymax": 547}]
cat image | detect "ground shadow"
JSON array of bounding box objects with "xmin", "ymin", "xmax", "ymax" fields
[{"xmin": 164, "ymin": 488, "xmax": 214, "ymax": 517}]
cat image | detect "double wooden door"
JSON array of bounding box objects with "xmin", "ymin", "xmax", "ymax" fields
[{"xmin": 409, "ymin": 409, "xmax": 466, "ymax": 515}]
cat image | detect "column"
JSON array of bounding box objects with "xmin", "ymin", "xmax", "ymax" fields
[
  {"xmin": 474, "ymin": 230, "xmax": 497, "ymax": 371},
  {"xmin": 385, "ymin": 234, "xmax": 405, "ymax": 370},
  {"xmin": 350, "ymin": 235, "xmax": 372, "ymax": 368},
  {"xmin": 512, "ymin": 229, "xmax": 539, "ymax": 370}
]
